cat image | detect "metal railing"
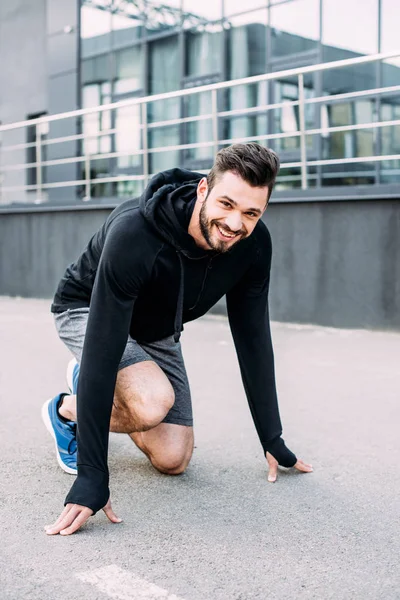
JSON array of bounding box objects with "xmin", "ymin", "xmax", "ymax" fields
[{"xmin": 1, "ymin": 50, "xmax": 400, "ymax": 205}]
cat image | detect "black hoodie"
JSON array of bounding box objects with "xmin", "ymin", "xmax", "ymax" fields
[{"xmin": 52, "ymin": 169, "xmax": 296, "ymax": 513}]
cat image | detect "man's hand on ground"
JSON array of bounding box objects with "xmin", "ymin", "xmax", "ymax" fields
[
  {"xmin": 266, "ymin": 451, "xmax": 313, "ymax": 483},
  {"xmin": 44, "ymin": 498, "xmax": 121, "ymax": 536}
]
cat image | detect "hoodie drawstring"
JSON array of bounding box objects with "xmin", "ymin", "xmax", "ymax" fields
[{"xmin": 174, "ymin": 251, "xmax": 185, "ymax": 343}]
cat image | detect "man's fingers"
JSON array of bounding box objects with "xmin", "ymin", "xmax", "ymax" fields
[
  {"xmin": 45, "ymin": 506, "xmax": 82, "ymax": 535},
  {"xmin": 268, "ymin": 467, "xmax": 278, "ymax": 483},
  {"xmin": 45, "ymin": 505, "xmax": 93, "ymax": 535},
  {"xmin": 60, "ymin": 509, "xmax": 93, "ymax": 536},
  {"xmin": 266, "ymin": 452, "xmax": 313, "ymax": 482},
  {"xmin": 44, "ymin": 504, "xmax": 72, "ymax": 530},
  {"xmin": 294, "ymin": 459, "xmax": 313, "ymax": 473},
  {"xmin": 103, "ymin": 501, "xmax": 122, "ymax": 524},
  {"xmin": 266, "ymin": 451, "xmax": 278, "ymax": 483}
]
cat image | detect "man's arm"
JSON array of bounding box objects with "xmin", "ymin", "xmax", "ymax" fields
[
  {"xmin": 226, "ymin": 228, "xmax": 297, "ymax": 468},
  {"xmin": 57, "ymin": 217, "xmax": 152, "ymax": 519}
]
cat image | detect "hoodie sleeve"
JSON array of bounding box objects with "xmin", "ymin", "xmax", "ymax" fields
[
  {"xmin": 226, "ymin": 228, "xmax": 297, "ymax": 468},
  {"xmin": 64, "ymin": 216, "xmax": 153, "ymax": 514}
]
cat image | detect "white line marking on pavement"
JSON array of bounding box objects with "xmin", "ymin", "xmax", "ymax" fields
[{"xmin": 76, "ymin": 564, "xmax": 186, "ymax": 600}]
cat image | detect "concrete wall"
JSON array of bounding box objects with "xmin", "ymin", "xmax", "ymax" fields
[
  {"xmin": 0, "ymin": 0, "xmax": 80, "ymax": 206},
  {"xmin": 0, "ymin": 0, "xmax": 47, "ymax": 205},
  {"xmin": 1, "ymin": 199, "xmax": 399, "ymax": 330}
]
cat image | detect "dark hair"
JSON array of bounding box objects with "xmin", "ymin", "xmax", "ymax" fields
[{"xmin": 207, "ymin": 143, "xmax": 280, "ymax": 202}]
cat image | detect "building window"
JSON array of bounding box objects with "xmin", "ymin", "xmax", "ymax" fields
[
  {"xmin": 224, "ymin": 10, "xmax": 268, "ymax": 143},
  {"xmin": 273, "ymin": 81, "xmax": 314, "ymax": 152},
  {"xmin": 322, "ymin": 0, "xmax": 378, "ymax": 56},
  {"xmin": 224, "ymin": 0, "xmax": 267, "ymax": 16},
  {"xmin": 114, "ymin": 46, "xmax": 144, "ymax": 96},
  {"xmin": 182, "ymin": 0, "xmax": 222, "ymax": 27},
  {"xmin": 270, "ymin": 0, "xmax": 320, "ymax": 60},
  {"xmin": 185, "ymin": 27, "xmax": 223, "ymax": 77},
  {"xmin": 148, "ymin": 35, "xmax": 181, "ymax": 172}
]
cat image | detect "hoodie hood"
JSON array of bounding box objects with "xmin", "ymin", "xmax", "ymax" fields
[
  {"xmin": 139, "ymin": 168, "xmax": 209, "ymax": 258},
  {"xmin": 139, "ymin": 168, "xmax": 211, "ymax": 342}
]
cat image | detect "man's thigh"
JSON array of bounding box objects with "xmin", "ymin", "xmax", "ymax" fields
[
  {"xmin": 139, "ymin": 335, "xmax": 193, "ymax": 429},
  {"xmin": 55, "ymin": 309, "xmax": 193, "ymax": 430}
]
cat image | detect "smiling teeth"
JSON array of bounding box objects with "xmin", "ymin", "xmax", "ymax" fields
[{"xmin": 217, "ymin": 225, "xmax": 235, "ymax": 238}]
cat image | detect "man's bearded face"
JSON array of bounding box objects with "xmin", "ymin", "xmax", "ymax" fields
[{"xmin": 197, "ymin": 171, "xmax": 268, "ymax": 253}]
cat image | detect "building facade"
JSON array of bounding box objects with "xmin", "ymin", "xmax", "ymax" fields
[
  {"xmin": 1, "ymin": 0, "xmax": 400, "ymax": 205},
  {"xmin": 0, "ymin": 1, "xmax": 399, "ymax": 330}
]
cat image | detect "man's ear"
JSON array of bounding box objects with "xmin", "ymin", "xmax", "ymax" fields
[{"xmin": 197, "ymin": 177, "xmax": 208, "ymax": 203}]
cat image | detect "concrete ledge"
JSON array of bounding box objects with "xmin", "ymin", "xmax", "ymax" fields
[{"xmin": 1, "ymin": 197, "xmax": 399, "ymax": 330}]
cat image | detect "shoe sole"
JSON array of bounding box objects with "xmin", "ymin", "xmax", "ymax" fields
[
  {"xmin": 41, "ymin": 398, "xmax": 77, "ymax": 476},
  {"xmin": 66, "ymin": 358, "xmax": 76, "ymax": 394}
]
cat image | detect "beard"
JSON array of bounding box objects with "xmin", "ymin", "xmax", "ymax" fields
[{"xmin": 199, "ymin": 199, "xmax": 246, "ymax": 254}]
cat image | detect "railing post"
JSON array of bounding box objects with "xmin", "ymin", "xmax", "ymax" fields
[
  {"xmin": 83, "ymin": 153, "xmax": 91, "ymax": 201},
  {"xmin": 211, "ymin": 88, "xmax": 218, "ymax": 156},
  {"xmin": 141, "ymin": 102, "xmax": 149, "ymax": 187},
  {"xmin": 298, "ymin": 74, "xmax": 308, "ymax": 190},
  {"xmin": 35, "ymin": 123, "xmax": 43, "ymax": 202}
]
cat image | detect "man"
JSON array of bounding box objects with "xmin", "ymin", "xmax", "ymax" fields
[{"xmin": 43, "ymin": 143, "xmax": 312, "ymax": 536}]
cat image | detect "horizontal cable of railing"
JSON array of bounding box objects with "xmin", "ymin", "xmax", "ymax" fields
[
  {"xmin": 2, "ymin": 113, "xmax": 400, "ymax": 174},
  {"xmin": 1, "ymin": 50, "xmax": 400, "ymax": 201},
  {"xmin": 2, "ymin": 154, "xmax": 400, "ymax": 194}
]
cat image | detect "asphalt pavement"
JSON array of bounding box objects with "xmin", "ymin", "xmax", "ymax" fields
[{"xmin": 1, "ymin": 296, "xmax": 399, "ymax": 600}]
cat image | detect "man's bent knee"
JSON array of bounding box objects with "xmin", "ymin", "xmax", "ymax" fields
[
  {"xmin": 151, "ymin": 455, "xmax": 190, "ymax": 475},
  {"xmin": 150, "ymin": 443, "xmax": 193, "ymax": 475},
  {"xmin": 113, "ymin": 387, "xmax": 175, "ymax": 433}
]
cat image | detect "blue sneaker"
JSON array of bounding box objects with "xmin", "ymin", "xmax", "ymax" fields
[
  {"xmin": 41, "ymin": 394, "xmax": 77, "ymax": 475},
  {"xmin": 66, "ymin": 358, "xmax": 79, "ymax": 395}
]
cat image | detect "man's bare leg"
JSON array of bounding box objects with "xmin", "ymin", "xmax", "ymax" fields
[
  {"xmin": 59, "ymin": 360, "xmax": 194, "ymax": 474},
  {"xmin": 130, "ymin": 423, "xmax": 194, "ymax": 475}
]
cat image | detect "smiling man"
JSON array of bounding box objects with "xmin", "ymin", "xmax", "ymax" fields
[{"xmin": 43, "ymin": 143, "xmax": 312, "ymax": 536}]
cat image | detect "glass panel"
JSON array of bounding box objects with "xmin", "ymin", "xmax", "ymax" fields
[
  {"xmin": 270, "ymin": 0, "xmax": 320, "ymax": 59},
  {"xmin": 183, "ymin": 0, "xmax": 222, "ymax": 24},
  {"xmin": 144, "ymin": 0, "xmax": 182, "ymax": 36},
  {"xmin": 115, "ymin": 105, "xmax": 142, "ymax": 168},
  {"xmin": 81, "ymin": 2, "xmax": 112, "ymax": 39},
  {"xmin": 80, "ymin": 2, "xmax": 112, "ymax": 58},
  {"xmin": 224, "ymin": 0, "xmax": 267, "ymax": 15},
  {"xmin": 82, "ymin": 86, "xmax": 101, "ymax": 156},
  {"xmin": 81, "ymin": 80, "xmax": 114, "ymax": 198},
  {"xmin": 381, "ymin": 0, "xmax": 400, "ymax": 88},
  {"xmin": 275, "ymin": 166, "xmax": 317, "ymax": 190},
  {"xmin": 324, "ymin": 103, "xmax": 353, "ymax": 159},
  {"xmin": 321, "ymin": 163, "xmax": 376, "ymax": 186},
  {"xmin": 226, "ymin": 10, "xmax": 267, "ymax": 77},
  {"xmin": 320, "ymin": 99, "xmax": 376, "ymax": 186},
  {"xmin": 82, "ymin": 82, "xmax": 112, "ymax": 156},
  {"xmin": 224, "ymin": 11, "xmax": 268, "ymax": 142},
  {"xmin": 148, "ymin": 36, "xmax": 181, "ymax": 172},
  {"xmin": 322, "ymin": 62, "xmax": 377, "ymax": 107},
  {"xmin": 114, "ymin": 46, "xmax": 144, "ymax": 95},
  {"xmin": 272, "ymin": 78, "xmax": 315, "ymax": 151},
  {"xmin": 380, "ymin": 0, "xmax": 400, "ymax": 181},
  {"xmin": 112, "ymin": 8, "xmax": 143, "ymax": 44},
  {"xmin": 185, "ymin": 92, "xmax": 213, "ymax": 161},
  {"xmin": 186, "ymin": 27, "xmax": 223, "ymax": 76},
  {"xmin": 321, "ymin": 100, "xmax": 374, "ymax": 159},
  {"xmin": 322, "ymin": 0, "xmax": 378, "ymax": 55},
  {"xmin": 116, "ymin": 179, "xmax": 144, "ymax": 198},
  {"xmin": 380, "ymin": 96, "xmax": 400, "ymax": 183},
  {"xmin": 160, "ymin": 0, "xmax": 181, "ymax": 5},
  {"xmin": 82, "ymin": 54, "xmax": 111, "ymax": 85},
  {"xmin": 224, "ymin": 82, "xmax": 269, "ymax": 142}
]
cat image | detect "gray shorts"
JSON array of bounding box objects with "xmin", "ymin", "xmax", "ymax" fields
[{"xmin": 54, "ymin": 307, "xmax": 193, "ymax": 427}]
